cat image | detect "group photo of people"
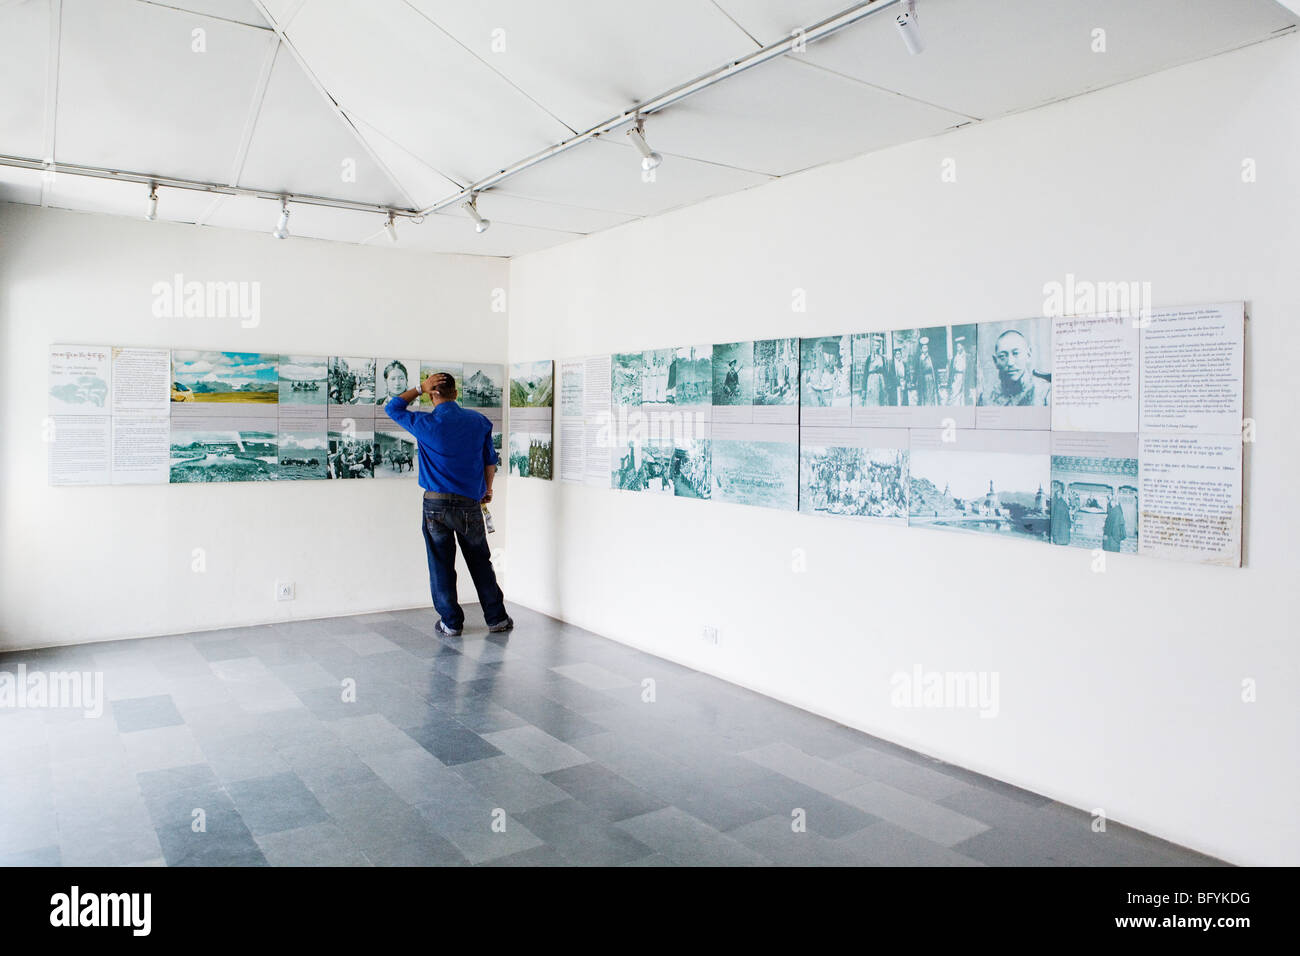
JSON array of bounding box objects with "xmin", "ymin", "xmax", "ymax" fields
[
  {"xmin": 854, "ymin": 326, "xmax": 977, "ymax": 408},
  {"xmin": 800, "ymin": 446, "xmax": 908, "ymax": 519},
  {"xmin": 327, "ymin": 434, "xmax": 374, "ymax": 479}
]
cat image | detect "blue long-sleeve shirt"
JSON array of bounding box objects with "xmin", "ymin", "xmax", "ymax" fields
[{"xmin": 384, "ymin": 397, "xmax": 499, "ymax": 499}]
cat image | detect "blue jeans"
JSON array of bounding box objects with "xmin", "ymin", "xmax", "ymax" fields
[{"xmin": 421, "ymin": 497, "xmax": 507, "ymax": 631}]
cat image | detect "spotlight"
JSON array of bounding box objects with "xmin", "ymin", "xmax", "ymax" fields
[
  {"xmin": 145, "ymin": 183, "xmax": 158, "ymax": 221},
  {"xmin": 383, "ymin": 211, "xmax": 398, "ymax": 244},
  {"xmin": 627, "ymin": 117, "xmax": 662, "ymax": 171},
  {"xmin": 272, "ymin": 198, "xmax": 290, "ymax": 239},
  {"xmin": 463, "ymin": 194, "xmax": 490, "ymax": 234},
  {"xmin": 895, "ymin": 0, "xmax": 923, "ymax": 55}
]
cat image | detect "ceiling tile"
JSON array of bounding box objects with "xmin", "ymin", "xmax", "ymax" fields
[
  {"xmin": 238, "ymin": 45, "xmax": 412, "ymax": 207},
  {"xmin": 55, "ymin": 0, "xmax": 276, "ymax": 180},
  {"xmin": 407, "ymin": 0, "xmax": 760, "ymax": 132},
  {"xmin": 794, "ymin": 0, "xmax": 1299, "ymax": 120},
  {"xmin": 496, "ymin": 138, "xmax": 772, "ymax": 218},
  {"xmin": 281, "ymin": 0, "xmax": 574, "ymax": 184},
  {"xmin": 345, "ymin": 112, "xmax": 462, "ymax": 209},
  {"xmin": 0, "ymin": 0, "xmax": 52, "ymax": 159},
  {"xmin": 646, "ymin": 55, "xmax": 969, "ymax": 176},
  {"xmin": 135, "ymin": 0, "xmax": 270, "ymax": 28},
  {"xmin": 258, "ymin": 0, "xmax": 305, "ymax": 27}
]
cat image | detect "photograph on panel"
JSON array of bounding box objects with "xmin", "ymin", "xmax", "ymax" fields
[
  {"xmin": 276, "ymin": 423, "xmax": 328, "ymax": 480},
  {"xmin": 173, "ymin": 350, "xmax": 279, "ymax": 403},
  {"xmin": 753, "ymin": 337, "xmax": 799, "ymax": 406},
  {"xmin": 668, "ymin": 345, "xmax": 712, "ymax": 406},
  {"xmin": 420, "ymin": 360, "xmax": 463, "ymax": 407},
  {"xmin": 800, "ymin": 334, "xmax": 852, "ymax": 408},
  {"xmin": 375, "ymin": 358, "xmax": 419, "ymax": 406},
  {"xmin": 975, "ymin": 318, "xmax": 1053, "ymax": 429},
  {"xmin": 328, "ymin": 356, "xmax": 376, "ymax": 406},
  {"xmin": 711, "ymin": 437, "xmax": 798, "ymax": 511},
  {"xmin": 908, "ymin": 431, "xmax": 1052, "ymax": 542},
  {"xmin": 640, "ymin": 348, "xmax": 673, "ymax": 406},
  {"xmin": 461, "ymin": 363, "xmax": 505, "ymax": 408},
  {"xmin": 373, "ymin": 421, "xmax": 418, "ymax": 479},
  {"xmin": 800, "ymin": 444, "xmax": 908, "ymax": 521},
  {"xmin": 278, "ymin": 355, "xmax": 327, "ymax": 405},
  {"xmin": 1050, "ymin": 453, "xmax": 1138, "ymax": 554},
  {"xmin": 510, "ymin": 361, "xmax": 554, "ymax": 408},
  {"xmin": 326, "ymin": 422, "xmax": 375, "ymax": 479},
  {"xmin": 170, "ymin": 420, "xmax": 279, "ymax": 483},
  {"xmin": 712, "ymin": 341, "xmax": 753, "ymax": 406},
  {"xmin": 511, "ymin": 430, "xmax": 552, "ymax": 479},
  {"xmin": 611, "ymin": 352, "xmax": 644, "ymax": 407}
]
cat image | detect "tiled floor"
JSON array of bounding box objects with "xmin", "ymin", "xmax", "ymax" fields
[{"xmin": 0, "ymin": 604, "xmax": 1224, "ymax": 867}]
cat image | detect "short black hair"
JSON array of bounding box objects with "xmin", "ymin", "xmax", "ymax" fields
[{"xmin": 434, "ymin": 373, "xmax": 456, "ymax": 397}]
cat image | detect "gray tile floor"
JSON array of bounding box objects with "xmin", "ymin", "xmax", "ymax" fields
[{"xmin": 0, "ymin": 604, "xmax": 1225, "ymax": 867}]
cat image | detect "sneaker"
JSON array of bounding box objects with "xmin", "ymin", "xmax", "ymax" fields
[
  {"xmin": 487, "ymin": 616, "xmax": 514, "ymax": 633},
  {"xmin": 435, "ymin": 620, "xmax": 462, "ymax": 637}
]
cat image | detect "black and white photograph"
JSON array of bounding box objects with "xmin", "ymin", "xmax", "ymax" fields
[
  {"xmin": 611, "ymin": 351, "xmax": 643, "ymax": 406},
  {"xmin": 800, "ymin": 334, "xmax": 852, "ymax": 409},
  {"xmin": 276, "ymin": 428, "xmax": 328, "ymax": 480},
  {"xmin": 909, "ymin": 430, "xmax": 1052, "ymax": 542},
  {"xmin": 372, "ymin": 425, "xmax": 418, "ymax": 479},
  {"xmin": 753, "ymin": 337, "xmax": 799, "ymax": 405},
  {"xmin": 800, "ymin": 445, "xmax": 908, "ymax": 521},
  {"xmin": 976, "ymin": 317, "xmax": 1053, "ymax": 429},
  {"xmin": 328, "ymin": 356, "xmax": 376, "ymax": 406},
  {"xmin": 375, "ymin": 357, "xmax": 418, "ymax": 407},
  {"xmin": 712, "ymin": 341, "xmax": 753, "ymax": 406},
  {"xmin": 461, "ymin": 362, "xmax": 504, "ymax": 408},
  {"xmin": 641, "ymin": 348, "xmax": 672, "ymax": 406},
  {"xmin": 711, "ymin": 437, "xmax": 798, "ymax": 511},
  {"xmin": 669, "ymin": 345, "xmax": 711, "ymax": 405},
  {"xmin": 511, "ymin": 430, "xmax": 552, "ymax": 479},
  {"xmin": 170, "ymin": 426, "xmax": 279, "ymax": 483},
  {"xmin": 326, "ymin": 427, "xmax": 374, "ymax": 479},
  {"xmin": 278, "ymin": 354, "xmax": 327, "ymax": 405}
]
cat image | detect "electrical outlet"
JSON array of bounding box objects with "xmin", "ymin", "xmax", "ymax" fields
[
  {"xmin": 702, "ymin": 625, "xmax": 719, "ymax": 645},
  {"xmin": 275, "ymin": 581, "xmax": 295, "ymax": 602}
]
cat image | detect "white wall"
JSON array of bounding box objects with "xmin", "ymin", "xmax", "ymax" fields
[
  {"xmin": 506, "ymin": 37, "xmax": 1300, "ymax": 866},
  {"xmin": 0, "ymin": 203, "xmax": 509, "ymax": 650}
]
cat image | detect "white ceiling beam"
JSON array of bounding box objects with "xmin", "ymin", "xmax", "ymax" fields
[
  {"xmin": 40, "ymin": 0, "xmax": 63, "ymax": 208},
  {"xmin": 226, "ymin": 33, "xmax": 282, "ymax": 188}
]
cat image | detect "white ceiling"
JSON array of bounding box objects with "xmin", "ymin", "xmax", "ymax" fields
[{"xmin": 0, "ymin": 0, "xmax": 1295, "ymax": 256}]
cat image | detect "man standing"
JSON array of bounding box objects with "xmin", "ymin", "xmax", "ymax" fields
[{"xmin": 385, "ymin": 372, "xmax": 512, "ymax": 637}]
